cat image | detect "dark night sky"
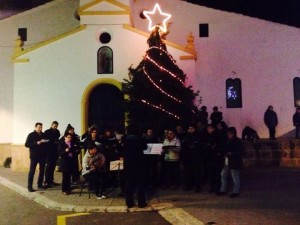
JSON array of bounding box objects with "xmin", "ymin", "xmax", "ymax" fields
[
  {"xmin": 0, "ymin": 0, "xmax": 51, "ymax": 9},
  {"xmin": 1, "ymin": 0, "xmax": 300, "ymax": 28},
  {"xmin": 186, "ymin": 0, "xmax": 300, "ymax": 28}
]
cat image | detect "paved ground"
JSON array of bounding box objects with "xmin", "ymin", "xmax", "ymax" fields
[
  {"xmin": 1, "ymin": 166, "xmax": 300, "ymax": 225},
  {"xmin": 0, "ymin": 185, "xmax": 171, "ymax": 225}
]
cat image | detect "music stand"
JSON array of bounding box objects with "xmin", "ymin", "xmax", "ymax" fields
[{"xmin": 109, "ymin": 160, "xmax": 124, "ymax": 195}]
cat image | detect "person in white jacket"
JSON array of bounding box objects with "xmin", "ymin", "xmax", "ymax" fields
[{"xmin": 161, "ymin": 129, "xmax": 181, "ymax": 189}]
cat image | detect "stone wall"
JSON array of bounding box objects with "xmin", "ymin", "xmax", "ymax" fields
[
  {"xmin": 0, "ymin": 144, "xmax": 12, "ymax": 167},
  {"xmin": 243, "ymin": 139, "xmax": 300, "ymax": 167},
  {"xmin": 0, "ymin": 144, "xmax": 29, "ymax": 172}
]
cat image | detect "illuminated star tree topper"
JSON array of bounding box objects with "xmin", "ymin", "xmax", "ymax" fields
[{"xmin": 143, "ymin": 3, "xmax": 171, "ymax": 33}]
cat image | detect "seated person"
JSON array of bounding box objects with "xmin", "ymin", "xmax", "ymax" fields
[
  {"xmin": 82, "ymin": 143, "xmax": 107, "ymax": 199},
  {"xmin": 242, "ymin": 126, "xmax": 259, "ymax": 142}
]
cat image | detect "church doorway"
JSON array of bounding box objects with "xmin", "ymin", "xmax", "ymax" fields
[{"xmin": 87, "ymin": 83, "xmax": 124, "ymax": 134}]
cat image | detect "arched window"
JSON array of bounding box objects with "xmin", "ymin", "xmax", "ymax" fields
[
  {"xmin": 97, "ymin": 46, "xmax": 113, "ymax": 74},
  {"xmin": 226, "ymin": 78, "xmax": 242, "ymax": 108},
  {"xmin": 293, "ymin": 77, "xmax": 300, "ymax": 107}
]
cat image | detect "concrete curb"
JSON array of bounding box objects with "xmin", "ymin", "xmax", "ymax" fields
[
  {"xmin": 0, "ymin": 176, "xmax": 172, "ymax": 213},
  {"xmin": 0, "ymin": 176, "xmax": 205, "ymax": 224}
]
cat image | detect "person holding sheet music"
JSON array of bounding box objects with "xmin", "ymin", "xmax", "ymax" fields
[
  {"xmin": 162, "ymin": 129, "xmax": 181, "ymax": 189},
  {"xmin": 83, "ymin": 126, "xmax": 103, "ymax": 154},
  {"xmin": 61, "ymin": 124, "xmax": 81, "ymax": 185},
  {"xmin": 58, "ymin": 132, "xmax": 77, "ymax": 195},
  {"xmin": 25, "ymin": 122, "xmax": 48, "ymax": 192}
]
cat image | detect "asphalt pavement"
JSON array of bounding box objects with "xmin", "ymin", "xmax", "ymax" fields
[{"xmin": 1, "ymin": 166, "xmax": 300, "ymax": 225}]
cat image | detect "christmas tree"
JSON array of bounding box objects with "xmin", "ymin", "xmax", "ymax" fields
[{"xmin": 122, "ymin": 5, "xmax": 199, "ymax": 134}]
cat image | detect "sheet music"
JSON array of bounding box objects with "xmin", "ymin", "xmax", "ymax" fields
[
  {"xmin": 144, "ymin": 143, "xmax": 163, "ymax": 155},
  {"xmin": 110, "ymin": 160, "xmax": 124, "ymax": 171}
]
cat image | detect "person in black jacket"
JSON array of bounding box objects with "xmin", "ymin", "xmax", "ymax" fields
[
  {"xmin": 292, "ymin": 107, "xmax": 300, "ymax": 139},
  {"xmin": 83, "ymin": 126, "xmax": 103, "ymax": 154},
  {"xmin": 218, "ymin": 127, "xmax": 243, "ymax": 198},
  {"xmin": 182, "ymin": 124, "xmax": 203, "ymax": 192},
  {"xmin": 143, "ymin": 128, "xmax": 160, "ymax": 190},
  {"xmin": 100, "ymin": 128, "xmax": 124, "ymax": 187},
  {"xmin": 123, "ymin": 124, "xmax": 147, "ymax": 208},
  {"xmin": 62, "ymin": 124, "xmax": 81, "ymax": 185},
  {"xmin": 264, "ymin": 105, "xmax": 278, "ymax": 139},
  {"xmin": 242, "ymin": 126, "xmax": 259, "ymax": 142},
  {"xmin": 197, "ymin": 105, "xmax": 208, "ymax": 126},
  {"xmin": 44, "ymin": 121, "xmax": 60, "ymax": 187},
  {"xmin": 58, "ymin": 132, "xmax": 77, "ymax": 195},
  {"xmin": 202, "ymin": 124, "xmax": 223, "ymax": 194},
  {"xmin": 210, "ymin": 106, "xmax": 223, "ymax": 126},
  {"xmin": 25, "ymin": 122, "xmax": 48, "ymax": 192}
]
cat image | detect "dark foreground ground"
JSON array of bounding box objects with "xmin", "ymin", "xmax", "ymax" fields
[{"xmin": 1, "ymin": 166, "xmax": 300, "ymax": 225}]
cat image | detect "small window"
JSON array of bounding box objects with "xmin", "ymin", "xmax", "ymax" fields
[
  {"xmin": 18, "ymin": 28, "xmax": 27, "ymax": 41},
  {"xmin": 97, "ymin": 46, "xmax": 113, "ymax": 74},
  {"xmin": 293, "ymin": 77, "xmax": 300, "ymax": 106},
  {"xmin": 226, "ymin": 78, "xmax": 242, "ymax": 108},
  {"xmin": 99, "ymin": 32, "xmax": 111, "ymax": 44},
  {"xmin": 199, "ymin": 24, "xmax": 209, "ymax": 37}
]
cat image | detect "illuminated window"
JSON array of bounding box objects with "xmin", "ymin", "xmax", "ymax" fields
[
  {"xmin": 293, "ymin": 77, "xmax": 300, "ymax": 106},
  {"xmin": 226, "ymin": 78, "xmax": 242, "ymax": 108},
  {"xmin": 97, "ymin": 46, "xmax": 113, "ymax": 74}
]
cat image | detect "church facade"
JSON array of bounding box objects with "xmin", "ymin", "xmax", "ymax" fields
[
  {"xmin": 1, "ymin": 0, "xmax": 300, "ymax": 170},
  {"xmin": 8, "ymin": 0, "xmax": 196, "ymax": 171}
]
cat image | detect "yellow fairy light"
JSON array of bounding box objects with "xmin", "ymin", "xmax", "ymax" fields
[
  {"xmin": 141, "ymin": 99, "xmax": 180, "ymax": 120},
  {"xmin": 143, "ymin": 3, "xmax": 171, "ymax": 33},
  {"xmin": 143, "ymin": 66, "xmax": 182, "ymax": 103}
]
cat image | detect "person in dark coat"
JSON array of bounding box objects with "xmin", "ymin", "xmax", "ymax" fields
[
  {"xmin": 61, "ymin": 124, "xmax": 81, "ymax": 185},
  {"xmin": 100, "ymin": 128, "xmax": 123, "ymax": 188},
  {"xmin": 25, "ymin": 122, "xmax": 48, "ymax": 192},
  {"xmin": 210, "ymin": 106, "xmax": 223, "ymax": 126},
  {"xmin": 123, "ymin": 124, "xmax": 148, "ymax": 208},
  {"xmin": 292, "ymin": 107, "xmax": 300, "ymax": 139},
  {"xmin": 242, "ymin": 126, "xmax": 259, "ymax": 142},
  {"xmin": 44, "ymin": 121, "xmax": 60, "ymax": 187},
  {"xmin": 197, "ymin": 105, "xmax": 208, "ymax": 126},
  {"xmin": 264, "ymin": 105, "xmax": 278, "ymax": 139},
  {"xmin": 218, "ymin": 127, "xmax": 243, "ymax": 198},
  {"xmin": 182, "ymin": 123, "xmax": 203, "ymax": 192},
  {"xmin": 201, "ymin": 124, "xmax": 223, "ymax": 194},
  {"xmin": 83, "ymin": 126, "xmax": 103, "ymax": 154},
  {"xmin": 58, "ymin": 132, "xmax": 77, "ymax": 195},
  {"xmin": 143, "ymin": 128, "xmax": 160, "ymax": 189}
]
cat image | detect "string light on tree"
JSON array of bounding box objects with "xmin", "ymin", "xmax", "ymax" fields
[
  {"xmin": 145, "ymin": 54, "xmax": 184, "ymax": 84},
  {"xmin": 142, "ymin": 66, "xmax": 182, "ymax": 103},
  {"xmin": 140, "ymin": 99, "xmax": 180, "ymax": 120},
  {"xmin": 143, "ymin": 3, "xmax": 171, "ymax": 33}
]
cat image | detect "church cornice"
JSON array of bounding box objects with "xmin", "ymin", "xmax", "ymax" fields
[
  {"xmin": 78, "ymin": 0, "xmax": 130, "ymax": 16},
  {"xmin": 78, "ymin": 11, "xmax": 129, "ymax": 16}
]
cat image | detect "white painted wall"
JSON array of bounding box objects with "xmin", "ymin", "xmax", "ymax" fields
[
  {"xmin": 0, "ymin": 0, "xmax": 79, "ymax": 143},
  {"xmin": 13, "ymin": 21, "xmax": 195, "ymax": 143},
  {"xmin": 131, "ymin": 0, "xmax": 300, "ymax": 138}
]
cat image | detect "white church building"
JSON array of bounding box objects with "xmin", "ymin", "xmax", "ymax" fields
[{"xmin": 1, "ymin": 0, "xmax": 300, "ymax": 171}]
